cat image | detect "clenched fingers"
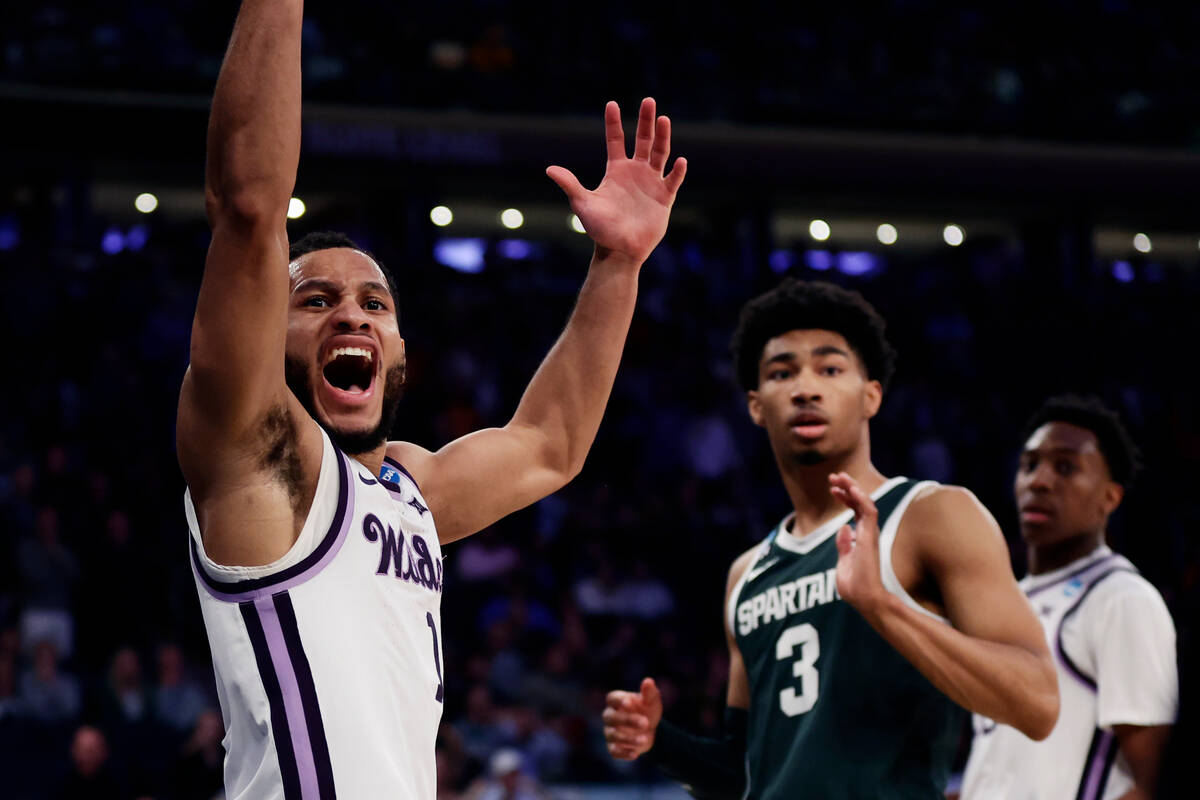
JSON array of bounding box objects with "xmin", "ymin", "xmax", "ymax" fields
[
  {"xmin": 606, "ymin": 690, "xmax": 642, "ymax": 710},
  {"xmin": 602, "ymin": 707, "xmax": 649, "ymax": 729}
]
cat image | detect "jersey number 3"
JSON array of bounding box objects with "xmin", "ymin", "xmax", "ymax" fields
[{"xmin": 776, "ymin": 623, "xmax": 820, "ymax": 716}]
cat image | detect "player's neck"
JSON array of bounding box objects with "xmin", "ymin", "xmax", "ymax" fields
[
  {"xmin": 348, "ymin": 444, "xmax": 388, "ymax": 477},
  {"xmin": 779, "ymin": 449, "xmax": 886, "ymax": 535},
  {"xmin": 1026, "ymin": 532, "xmax": 1106, "ymax": 576}
]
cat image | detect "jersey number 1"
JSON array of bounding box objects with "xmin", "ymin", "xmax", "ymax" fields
[
  {"xmin": 776, "ymin": 623, "xmax": 819, "ymax": 716},
  {"xmin": 426, "ymin": 612, "xmax": 444, "ymax": 703}
]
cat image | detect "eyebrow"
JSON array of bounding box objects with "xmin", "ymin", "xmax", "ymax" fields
[
  {"xmin": 763, "ymin": 352, "xmax": 797, "ymax": 367},
  {"xmin": 293, "ymin": 278, "xmax": 391, "ymax": 297},
  {"xmin": 812, "ymin": 345, "xmax": 851, "ymax": 358}
]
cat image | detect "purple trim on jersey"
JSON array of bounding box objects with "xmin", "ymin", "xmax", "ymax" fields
[
  {"xmin": 240, "ymin": 600, "xmax": 302, "ymax": 800},
  {"xmin": 1054, "ymin": 566, "xmax": 1140, "ymax": 692},
  {"xmin": 191, "ymin": 450, "xmax": 355, "ymax": 602},
  {"xmin": 255, "ymin": 594, "xmax": 323, "ymax": 800},
  {"xmin": 1075, "ymin": 728, "xmax": 1118, "ymax": 800},
  {"xmin": 383, "ymin": 456, "xmax": 420, "ymax": 492},
  {"xmin": 1025, "ymin": 554, "xmax": 1119, "ymax": 599},
  {"xmin": 274, "ymin": 592, "xmax": 336, "ymax": 797}
]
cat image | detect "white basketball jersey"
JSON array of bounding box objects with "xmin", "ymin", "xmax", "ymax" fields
[
  {"xmin": 961, "ymin": 546, "xmax": 1177, "ymax": 800},
  {"xmin": 185, "ymin": 429, "xmax": 445, "ymax": 799}
]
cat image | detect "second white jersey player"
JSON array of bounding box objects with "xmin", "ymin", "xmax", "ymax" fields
[
  {"xmin": 187, "ymin": 429, "xmax": 445, "ymax": 799},
  {"xmin": 962, "ymin": 546, "xmax": 1177, "ymax": 800}
]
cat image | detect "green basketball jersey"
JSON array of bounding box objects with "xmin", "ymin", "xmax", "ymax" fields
[{"xmin": 729, "ymin": 477, "xmax": 964, "ymax": 799}]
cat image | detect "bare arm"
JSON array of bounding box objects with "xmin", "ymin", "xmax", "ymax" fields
[
  {"xmin": 178, "ymin": 0, "xmax": 303, "ymax": 486},
  {"xmin": 1113, "ymin": 724, "xmax": 1171, "ymax": 800},
  {"xmin": 831, "ymin": 475, "xmax": 1059, "ymax": 740},
  {"xmin": 393, "ymin": 99, "xmax": 686, "ymax": 543}
]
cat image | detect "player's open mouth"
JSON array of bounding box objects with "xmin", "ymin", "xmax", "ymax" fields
[{"xmin": 322, "ymin": 346, "xmax": 376, "ymax": 402}]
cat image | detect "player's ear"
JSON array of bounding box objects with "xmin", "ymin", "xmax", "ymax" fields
[
  {"xmin": 862, "ymin": 379, "xmax": 882, "ymax": 419},
  {"xmin": 1100, "ymin": 480, "xmax": 1123, "ymax": 516},
  {"xmin": 746, "ymin": 391, "xmax": 765, "ymax": 427}
]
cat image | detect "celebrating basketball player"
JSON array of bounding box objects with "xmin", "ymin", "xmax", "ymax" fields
[
  {"xmin": 960, "ymin": 396, "xmax": 1177, "ymax": 800},
  {"xmin": 602, "ymin": 280, "xmax": 1058, "ymax": 798},
  {"xmin": 176, "ymin": 1, "xmax": 686, "ymax": 797}
]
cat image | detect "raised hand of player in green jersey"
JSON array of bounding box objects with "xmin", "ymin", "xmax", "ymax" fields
[
  {"xmin": 830, "ymin": 471, "xmax": 887, "ymax": 613},
  {"xmin": 603, "ymin": 677, "xmax": 664, "ymax": 760},
  {"xmin": 547, "ymin": 98, "xmax": 687, "ymax": 268}
]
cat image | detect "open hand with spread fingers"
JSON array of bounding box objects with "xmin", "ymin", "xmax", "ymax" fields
[
  {"xmin": 602, "ymin": 677, "xmax": 663, "ymax": 760},
  {"xmin": 546, "ymin": 98, "xmax": 687, "ymax": 267},
  {"xmin": 830, "ymin": 472, "xmax": 888, "ymax": 617}
]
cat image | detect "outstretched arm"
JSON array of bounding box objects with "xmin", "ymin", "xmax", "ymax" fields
[
  {"xmin": 178, "ymin": 0, "xmax": 303, "ymax": 491},
  {"xmin": 831, "ymin": 474, "xmax": 1059, "ymax": 740},
  {"xmin": 393, "ymin": 98, "xmax": 686, "ymax": 543}
]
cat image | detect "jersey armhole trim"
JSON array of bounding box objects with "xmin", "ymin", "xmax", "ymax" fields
[
  {"xmin": 879, "ymin": 480, "xmax": 951, "ymax": 625},
  {"xmin": 382, "ymin": 456, "xmax": 420, "ymax": 493},
  {"xmin": 1055, "ymin": 566, "xmax": 1141, "ymax": 693},
  {"xmin": 726, "ymin": 533, "xmax": 779, "ymax": 637},
  {"xmin": 190, "ymin": 447, "xmax": 355, "ymax": 602}
]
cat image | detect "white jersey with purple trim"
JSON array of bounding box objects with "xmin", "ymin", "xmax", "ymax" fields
[
  {"xmin": 185, "ymin": 428, "xmax": 445, "ymax": 800},
  {"xmin": 961, "ymin": 546, "xmax": 1177, "ymax": 800}
]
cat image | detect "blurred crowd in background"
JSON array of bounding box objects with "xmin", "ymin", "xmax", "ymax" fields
[
  {"xmin": 0, "ymin": 193, "xmax": 1196, "ymax": 798},
  {"xmin": 3, "ymin": 0, "xmax": 1200, "ymax": 145}
]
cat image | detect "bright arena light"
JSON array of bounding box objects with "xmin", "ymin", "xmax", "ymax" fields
[
  {"xmin": 134, "ymin": 192, "xmax": 158, "ymax": 214},
  {"xmin": 1133, "ymin": 233, "xmax": 1152, "ymax": 253},
  {"xmin": 809, "ymin": 219, "xmax": 831, "ymax": 241},
  {"xmin": 570, "ymin": 214, "xmax": 586, "ymax": 234},
  {"xmin": 430, "ymin": 205, "xmax": 453, "ymax": 227},
  {"xmin": 943, "ymin": 224, "xmax": 964, "ymax": 247},
  {"xmin": 876, "ymin": 223, "xmax": 898, "ymax": 245},
  {"xmin": 287, "ymin": 197, "xmax": 306, "ymax": 219},
  {"xmin": 500, "ymin": 208, "xmax": 524, "ymax": 230}
]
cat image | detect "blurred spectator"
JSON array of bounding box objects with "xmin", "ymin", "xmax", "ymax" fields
[
  {"xmin": 573, "ymin": 559, "xmax": 674, "ymax": 620},
  {"xmin": 18, "ymin": 640, "xmax": 80, "ymax": 725},
  {"xmin": 152, "ymin": 643, "xmax": 208, "ymax": 734},
  {"xmin": 17, "ymin": 506, "xmax": 79, "ymax": 657},
  {"xmin": 167, "ymin": 709, "xmax": 225, "ymax": 800},
  {"xmin": 0, "ymin": 652, "xmax": 19, "ymax": 719},
  {"xmin": 55, "ymin": 725, "xmax": 120, "ymax": 799},
  {"xmin": 463, "ymin": 748, "xmax": 551, "ymax": 800},
  {"xmin": 98, "ymin": 646, "xmax": 149, "ymax": 730},
  {"xmin": 454, "ymin": 685, "xmax": 516, "ymax": 766}
]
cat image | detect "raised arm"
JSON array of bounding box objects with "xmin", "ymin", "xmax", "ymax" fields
[
  {"xmin": 178, "ymin": 0, "xmax": 302, "ymax": 487},
  {"xmin": 830, "ymin": 474, "xmax": 1059, "ymax": 740},
  {"xmin": 392, "ymin": 98, "xmax": 686, "ymax": 543}
]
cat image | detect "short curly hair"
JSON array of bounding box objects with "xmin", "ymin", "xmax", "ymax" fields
[
  {"xmin": 1020, "ymin": 394, "xmax": 1143, "ymax": 488},
  {"xmin": 730, "ymin": 279, "xmax": 897, "ymax": 392}
]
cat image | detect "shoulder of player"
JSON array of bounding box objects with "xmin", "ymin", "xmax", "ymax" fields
[
  {"xmin": 384, "ymin": 440, "xmax": 435, "ymax": 488},
  {"xmin": 1079, "ymin": 567, "xmax": 1171, "ymax": 616},
  {"xmin": 725, "ymin": 544, "xmax": 763, "ymax": 596},
  {"xmin": 898, "ymin": 483, "xmax": 1005, "ymax": 565}
]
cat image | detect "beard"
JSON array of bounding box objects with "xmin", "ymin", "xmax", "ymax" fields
[
  {"xmin": 790, "ymin": 449, "xmax": 828, "ymax": 466},
  {"xmin": 284, "ymin": 355, "xmax": 407, "ymax": 456}
]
